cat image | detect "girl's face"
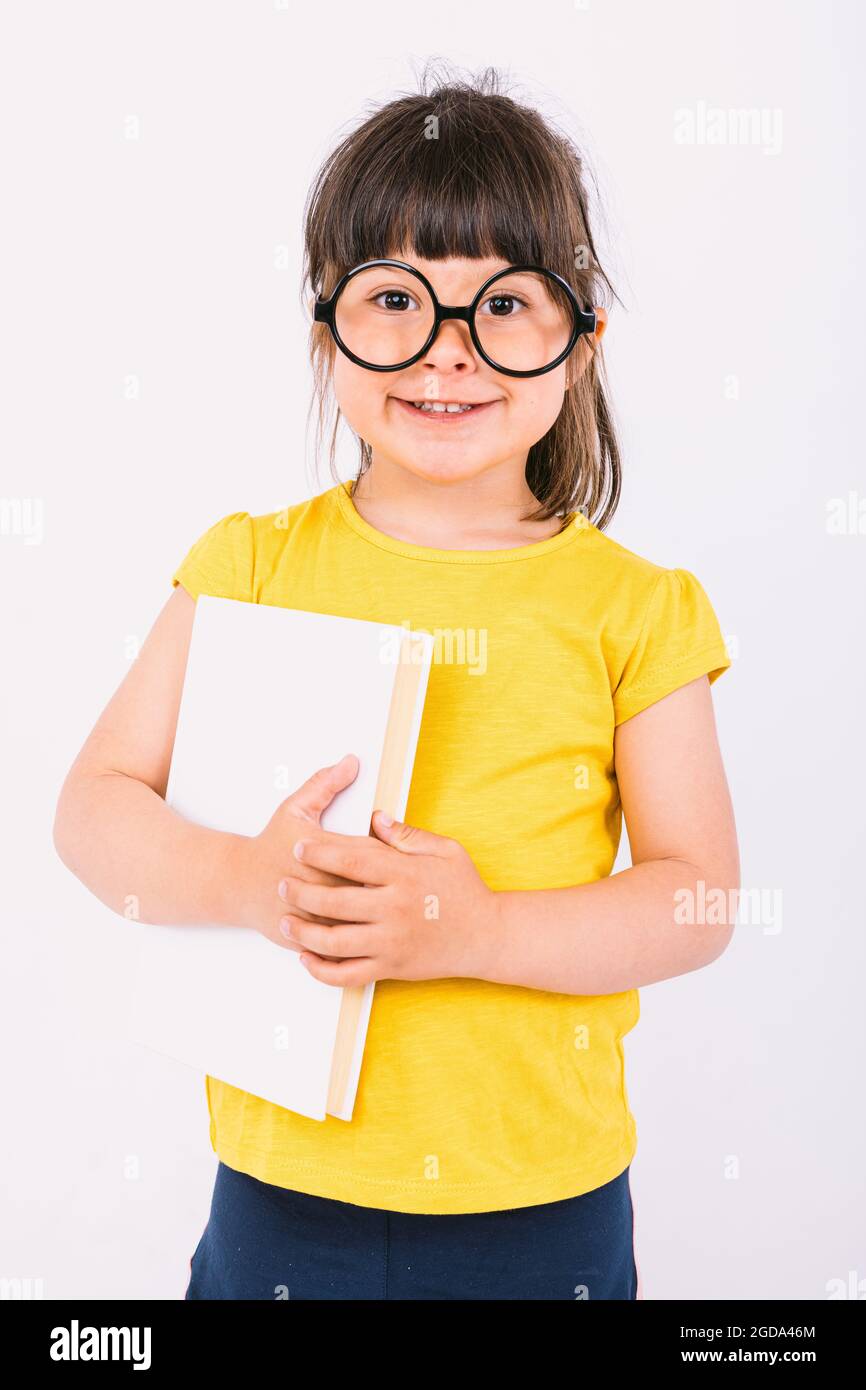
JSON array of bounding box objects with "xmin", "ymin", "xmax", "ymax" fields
[{"xmin": 331, "ymin": 254, "xmax": 598, "ymax": 489}]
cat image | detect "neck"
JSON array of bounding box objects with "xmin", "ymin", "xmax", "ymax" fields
[{"xmin": 349, "ymin": 455, "xmax": 565, "ymax": 551}]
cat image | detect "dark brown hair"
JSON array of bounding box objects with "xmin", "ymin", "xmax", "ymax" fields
[{"xmin": 302, "ymin": 63, "xmax": 622, "ymax": 529}]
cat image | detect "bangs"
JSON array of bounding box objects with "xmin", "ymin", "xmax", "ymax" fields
[
  {"xmin": 305, "ymin": 81, "xmax": 591, "ymax": 294},
  {"xmin": 323, "ymin": 132, "xmax": 551, "ymax": 270}
]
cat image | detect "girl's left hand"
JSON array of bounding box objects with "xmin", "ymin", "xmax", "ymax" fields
[{"xmin": 276, "ymin": 811, "xmax": 500, "ymax": 986}]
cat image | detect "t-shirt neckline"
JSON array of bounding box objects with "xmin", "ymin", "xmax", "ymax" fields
[{"xmin": 332, "ymin": 480, "xmax": 588, "ymax": 565}]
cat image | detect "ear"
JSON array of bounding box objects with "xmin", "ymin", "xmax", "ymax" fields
[{"xmin": 566, "ymin": 309, "xmax": 608, "ymax": 389}]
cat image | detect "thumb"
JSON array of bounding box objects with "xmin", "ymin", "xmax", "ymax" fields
[
  {"xmin": 371, "ymin": 809, "xmax": 444, "ymax": 855},
  {"xmin": 288, "ymin": 754, "xmax": 359, "ymax": 824}
]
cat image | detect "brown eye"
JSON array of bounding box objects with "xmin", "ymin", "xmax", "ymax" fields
[
  {"xmin": 478, "ymin": 293, "xmax": 528, "ymax": 317},
  {"xmin": 373, "ymin": 289, "xmax": 419, "ymax": 312}
]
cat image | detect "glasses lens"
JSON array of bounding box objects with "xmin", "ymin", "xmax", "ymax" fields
[
  {"xmin": 334, "ymin": 266, "xmax": 435, "ymax": 367},
  {"xmin": 473, "ymin": 270, "xmax": 575, "ymax": 373}
]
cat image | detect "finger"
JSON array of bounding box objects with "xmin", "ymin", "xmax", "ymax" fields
[
  {"xmin": 281, "ymin": 903, "xmax": 334, "ymax": 925},
  {"xmin": 371, "ymin": 810, "xmax": 456, "ymax": 857},
  {"xmin": 277, "ymin": 922, "xmax": 345, "ymax": 962},
  {"xmin": 291, "ymin": 832, "xmax": 394, "ymax": 885},
  {"xmin": 299, "ymin": 952, "xmax": 377, "ymax": 988},
  {"xmin": 276, "ymin": 876, "xmax": 335, "ymax": 922},
  {"xmin": 279, "ymin": 914, "xmax": 375, "ymax": 959},
  {"xmin": 285, "ymin": 878, "xmax": 381, "ymax": 923},
  {"xmin": 279, "ymin": 859, "xmax": 353, "ymax": 893},
  {"xmin": 286, "ymin": 754, "xmax": 360, "ymax": 824}
]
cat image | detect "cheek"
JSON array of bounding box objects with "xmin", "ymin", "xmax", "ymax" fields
[
  {"xmin": 333, "ymin": 356, "xmax": 388, "ymax": 435},
  {"xmin": 508, "ymin": 373, "xmax": 567, "ymax": 441}
]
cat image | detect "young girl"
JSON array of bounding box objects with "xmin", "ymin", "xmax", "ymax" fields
[{"xmin": 54, "ymin": 69, "xmax": 738, "ymax": 1301}]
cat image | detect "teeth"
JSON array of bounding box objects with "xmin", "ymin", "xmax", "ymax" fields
[{"xmin": 410, "ymin": 401, "xmax": 475, "ymax": 413}]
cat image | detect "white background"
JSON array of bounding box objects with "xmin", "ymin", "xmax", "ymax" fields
[{"xmin": 2, "ymin": 0, "xmax": 863, "ymax": 1300}]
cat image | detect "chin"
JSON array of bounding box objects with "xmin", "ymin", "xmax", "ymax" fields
[{"xmin": 386, "ymin": 450, "xmax": 499, "ymax": 488}]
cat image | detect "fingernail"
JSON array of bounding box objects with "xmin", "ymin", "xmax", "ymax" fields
[
  {"xmin": 278, "ymin": 879, "xmax": 288, "ymax": 899},
  {"xmin": 293, "ymin": 840, "xmax": 305, "ymax": 860},
  {"xmin": 378, "ymin": 811, "xmax": 394, "ymax": 827},
  {"xmin": 279, "ymin": 917, "xmax": 293, "ymax": 938}
]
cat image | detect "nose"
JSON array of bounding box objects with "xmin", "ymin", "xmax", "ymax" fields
[{"xmin": 422, "ymin": 317, "xmax": 478, "ymax": 374}]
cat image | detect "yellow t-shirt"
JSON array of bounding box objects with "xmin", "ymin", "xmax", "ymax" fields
[{"xmin": 171, "ymin": 481, "xmax": 731, "ymax": 1214}]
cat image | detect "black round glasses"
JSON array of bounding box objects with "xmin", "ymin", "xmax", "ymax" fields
[{"xmin": 313, "ymin": 259, "xmax": 597, "ymax": 378}]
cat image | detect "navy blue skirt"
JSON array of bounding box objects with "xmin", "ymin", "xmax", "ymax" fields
[{"xmin": 185, "ymin": 1160, "xmax": 638, "ymax": 1301}]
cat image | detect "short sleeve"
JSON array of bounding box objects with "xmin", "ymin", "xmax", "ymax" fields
[
  {"xmin": 612, "ymin": 567, "xmax": 731, "ymax": 724},
  {"xmin": 171, "ymin": 512, "xmax": 255, "ymax": 602}
]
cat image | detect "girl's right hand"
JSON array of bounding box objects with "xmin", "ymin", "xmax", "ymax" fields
[{"xmin": 231, "ymin": 753, "xmax": 364, "ymax": 949}]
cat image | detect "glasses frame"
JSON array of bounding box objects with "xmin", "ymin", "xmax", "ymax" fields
[{"xmin": 313, "ymin": 258, "xmax": 597, "ymax": 379}]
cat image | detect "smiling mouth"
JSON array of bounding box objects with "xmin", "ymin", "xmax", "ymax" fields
[{"xmin": 392, "ymin": 397, "xmax": 500, "ymax": 421}]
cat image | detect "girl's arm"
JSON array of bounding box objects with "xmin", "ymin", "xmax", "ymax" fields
[
  {"xmin": 280, "ymin": 673, "xmax": 739, "ymax": 995},
  {"xmin": 54, "ymin": 585, "xmax": 361, "ymax": 939},
  {"xmin": 53, "ymin": 586, "xmax": 250, "ymax": 927},
  {"xmin": 484, "ymin": 674, "xmax": 739, "ymax": 994}
]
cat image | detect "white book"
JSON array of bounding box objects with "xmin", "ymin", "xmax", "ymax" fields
[{"xmin": 128, "ymin": 595, "xmax": 434, "ymax": 1121}]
